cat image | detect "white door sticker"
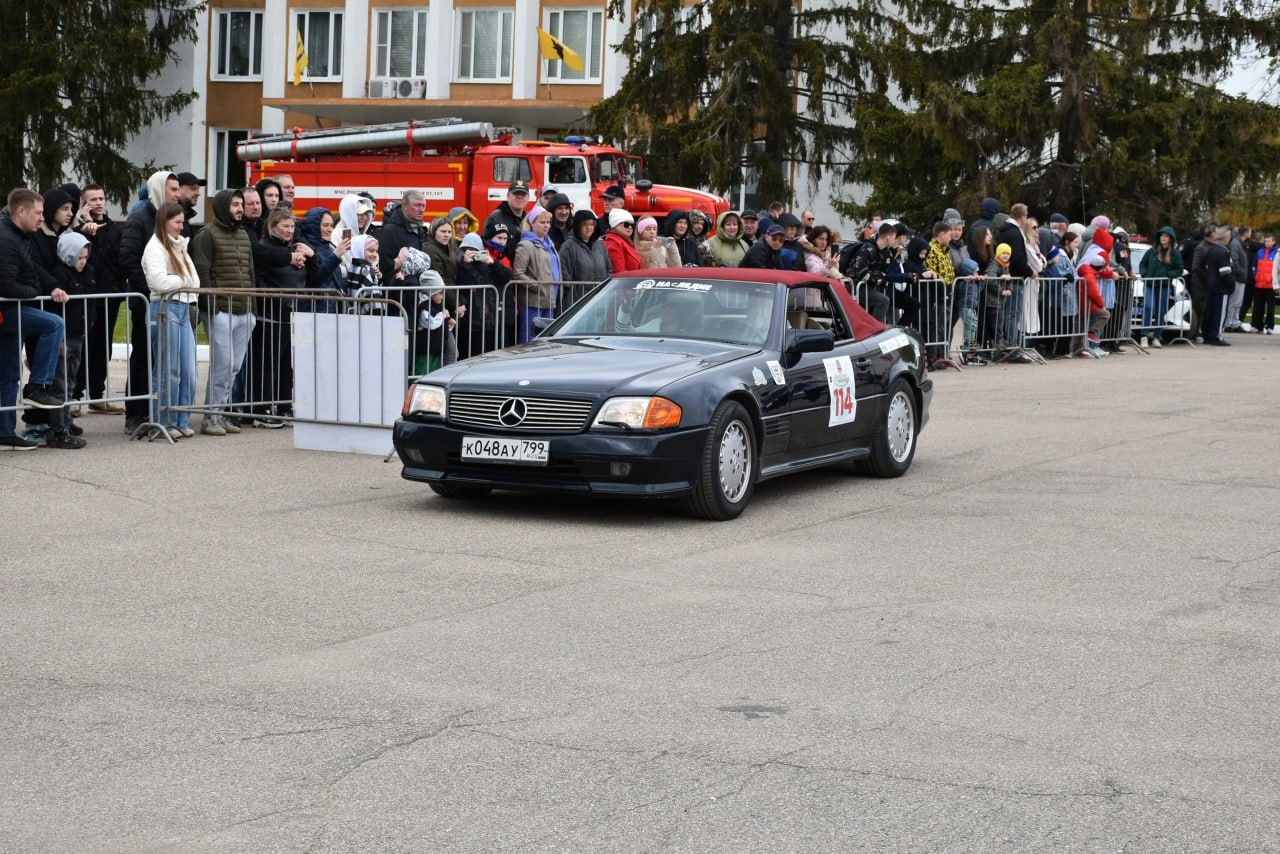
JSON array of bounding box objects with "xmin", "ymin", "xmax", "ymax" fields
[
  {"xmin": 823, "ymin": 355, "xmax": 857, "ymax": 426},
  {"xmin": 752, "ymin": 367, "xmax": 767, "ymax": 386},
  {"xmin": 766, "ymin": 360, "xmax": 786, "ymax": 385}
]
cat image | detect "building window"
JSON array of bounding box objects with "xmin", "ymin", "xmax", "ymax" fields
[
  {"xmin": 373, "ymin": 9, "xmax": 429, "ymax": 78},
  {"xmin": 543, "ymin": 9, "xmax": 603, "ymax": 83},
  {"xmin": 213, "ymin": 10, "xmax": 263, "ymax": 79},
  {"xmin": 294, "ymin": 10, "xmax": 344, "ymax": 80},
  {"xmin": 455, "ymin": 9, "xmax": 513, "ymax": 82},
  {"xmin": 212, "ymin": 129, "xmax": 255, "ymax": 191}
]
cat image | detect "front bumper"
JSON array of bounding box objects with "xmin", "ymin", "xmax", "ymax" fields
[{"xmin": 393, "ymin": 419, "xmax": 710, "ymax": 497}]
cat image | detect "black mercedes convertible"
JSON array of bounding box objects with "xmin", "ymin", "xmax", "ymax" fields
[{"xmin": 393, "ymin": 268, "xmax": 932, "ymax": 520}]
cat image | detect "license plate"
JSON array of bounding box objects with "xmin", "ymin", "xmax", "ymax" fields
[{"xmin": 460, "ymin": 436, "xmax": 550, "ymax": 466}]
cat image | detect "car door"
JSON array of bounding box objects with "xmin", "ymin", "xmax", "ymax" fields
[{"xmin": 782, "ymin": 284, "xmax": 866, "ymax": 453}]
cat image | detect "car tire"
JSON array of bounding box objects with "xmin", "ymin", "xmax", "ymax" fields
[
  {"xmin": 429, "ymin": 482, "xmax": 493, "ymax": 500},
  {"xmin": 859, "ymin": 378, "xmax": 916, "ymax": 478},
  {"xmin": 680, "ymin": 400, "xmax": 756, "ymax": 520}
]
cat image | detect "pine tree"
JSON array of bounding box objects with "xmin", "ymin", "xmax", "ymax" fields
[
  {"xmin": 831, "ymin": 0, "xmax": 1280, "ymax": 230},
  {"xmin": 587, "ymin": 0, "xmax": 863, "ymax": 205},
  {"xmin": 594, "ymin": 0, "xmax": 1280, "ymax": 232},
  {"xmin": 0, "ymin": 2, "xmax": 199, "ymax": 204}
]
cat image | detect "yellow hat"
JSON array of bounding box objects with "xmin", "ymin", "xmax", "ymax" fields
[{"xmin": 996, "ymin": 243, "xmax": 1012, "ymax": 257}]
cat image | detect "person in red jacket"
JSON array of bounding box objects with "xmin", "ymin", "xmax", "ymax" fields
[
  {"xmin": 603, "ymin": 209, "xmax": 642, "ymax": 274},
  {"xmin": 1075, "ymin": 231, "xmax": 1115, "ymax": 357}
]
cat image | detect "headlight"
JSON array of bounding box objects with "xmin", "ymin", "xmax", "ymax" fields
[
  {"xmin": 402, "ymin": 384, "xmax": 446, "ymax": 418},
  {"xmin": 593, "ymin": 396, "xmax": 682, "ymax": 430}
]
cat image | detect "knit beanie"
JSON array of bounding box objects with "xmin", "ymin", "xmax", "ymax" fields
[
  {"xmin": 995, "ymin": 243, "xmax": 1012, "ymax": 259},
  {"xmin": 636, "ymin": 216, "xmax": 657, "ymax": 236}
]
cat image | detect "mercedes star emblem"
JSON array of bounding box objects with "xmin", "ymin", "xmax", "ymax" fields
[{"xmin": 497, "ymin": 397, "xmax": 528, "ymax": 427}]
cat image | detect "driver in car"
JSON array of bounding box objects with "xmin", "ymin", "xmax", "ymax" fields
[{"xmin": 635, "ymin": 295, "xmax": 704, "ymax": 336}]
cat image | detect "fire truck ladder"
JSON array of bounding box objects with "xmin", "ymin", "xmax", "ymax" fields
[{"xmin": 237, "ymin": 118, "xmax": 496, "ymax": 162}]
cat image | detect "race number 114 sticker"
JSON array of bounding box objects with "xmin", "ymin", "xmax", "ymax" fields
[{"xmin": 822, "ymin": 355, "xmax": 856, "ymax": 426}]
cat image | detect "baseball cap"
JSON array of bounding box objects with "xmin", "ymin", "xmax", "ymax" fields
[
  {"xmin": 766, "ymin": 224, "xmax": 785, "ymax": 237},
  {"xmin": 599, "ymin": 185, "xmax": 626, "ymax": 200},
  {"xmin": 176, "ymin": 171, "xmax": 206, "ymax": 187},
  {"xmin": 740, "ymin": 210, "xmax": 758, "ymax": 221},
  {"xmin": 354, "ymin": 197, "xmax": 375, "ymax": 215},
  {"xmin": 508, "ymin": 180, "xmax": 529, "ymax": 194},
  {"xmin": 541, "ymin": 184, "xmax": 558, "ymax": 196}
]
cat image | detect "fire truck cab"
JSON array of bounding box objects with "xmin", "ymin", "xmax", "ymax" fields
[{"xmin": 238, "ymin": 118, "xmax": 728, "ymax": 227}]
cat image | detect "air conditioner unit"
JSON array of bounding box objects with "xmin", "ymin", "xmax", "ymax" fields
[
  {"xmin": 367, "ymin": 79, "xmax": 396, "ymax": 99},
  {"xmin": 395, "ymin": 77, "xmax": 427, "ymax": 99}
]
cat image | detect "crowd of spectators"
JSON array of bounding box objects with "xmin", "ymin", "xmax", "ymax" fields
[{"xmin": 3, "ymin": 174, "xmax": 1278, "ymax": 451}]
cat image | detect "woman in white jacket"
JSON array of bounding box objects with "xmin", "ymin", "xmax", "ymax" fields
[{"xmin": 142, "ymin": 202, "xmax": 200, "ymax": 439}]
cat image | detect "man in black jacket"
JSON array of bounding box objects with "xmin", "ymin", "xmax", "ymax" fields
[
  {"xmin": 77, "ymin": 183, "xmax": 126, "ymax": 411},
  {"xmin": 841, "ymin": 222, "xmax": 895, "ymax": 321},
  {"xmin": 739, "ymin": 224, "xmax": 785, "ymax": 269},
  {"xmin": 996, "ymin": 203, "xmax": 1035, "ymax": 280},
  {"xmin": 1202, "ymin": 226, "xmax": 1235, "ymax": 346},
  {"xmin": 119, "ymin": 170, "xmax": 181, "ymax": 432},
  {"xmin": 483, "ymin": 181, "xmax": 531, "ymax": 251},
  {"xmin": 0, "ymin": 189, "xmax": 73, "ymax": 449}
]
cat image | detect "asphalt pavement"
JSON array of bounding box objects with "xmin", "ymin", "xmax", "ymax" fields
[{"xmin": 2, "ymin": 332, "xmax": 1279, "ymax": 852}]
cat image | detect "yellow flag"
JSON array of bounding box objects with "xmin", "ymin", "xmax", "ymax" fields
[
  {"xmin": 293, "ymin": 30, "xmax": 309, "ymax": 86},
  {"xmin": 536, "ymin": 26, "xmax": 584, "ymax": 73}
]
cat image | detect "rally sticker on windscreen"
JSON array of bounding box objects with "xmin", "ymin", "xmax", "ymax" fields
[
  {"xmin": 634, "ymin": 279, "xmax": 712, "ymax": 292},
  {"xmin": 823, "ymin": 355, "xmax": 856, "ymax": 426}
]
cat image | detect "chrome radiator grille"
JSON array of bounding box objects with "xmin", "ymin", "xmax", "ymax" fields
[{"xmin": 448, "ymin": 392, "xmax": 594, "ymax": 432}]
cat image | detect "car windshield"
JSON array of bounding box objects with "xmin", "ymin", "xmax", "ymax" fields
[{"xmin": 551, "ymin": 277, "xmax": 777, "ymax": 346}]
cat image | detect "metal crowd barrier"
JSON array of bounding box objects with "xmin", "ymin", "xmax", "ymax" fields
[
  {"xmin": 1097, "ymin": 275, "xmax": 1145, "ymax": 355},
  {"xmin": 355, "ymin": 283, "xmax": 505, "ymax": 381},
  {"xmin": 942, "ymin": 275, "xmax": 1041, "ymax": 365},
  {"xmin": 150, "ymin": 288, "xmax": 409, "ymax": 439},
  {"xmin": 1129, "ymin": 276, "xmax": 1184, "ymax": 347},
  {"xmin": 0, "ymin": 292, "xmax": 152, "ymax": 440},
  {"xmin": 850, "ymin": 278, "xmax": 958, "ymax": 368},
  {"xmin": 1023, "ymin": 276, "xmax": 1090, "ymax": 359},
  {"xmin": 499, "ymin": 279, "xmax": 601, "ymax": 347}
]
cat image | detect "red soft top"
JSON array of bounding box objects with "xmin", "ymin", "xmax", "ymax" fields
[{"xmin": 621, "ymin": 268, "xmax": 887, "ymax": 341}]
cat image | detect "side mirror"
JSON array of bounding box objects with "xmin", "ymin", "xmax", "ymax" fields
[
  {"xmin": 531, "ymin": 315, "xmax": 556, "ymax": 334},
  {"xmin": 785, "ymin": 328, "xmax": 834, "ymax": 354}
]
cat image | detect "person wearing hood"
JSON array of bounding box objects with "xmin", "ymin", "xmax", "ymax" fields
[
  {"xmin": 253, "ymin": 179, "xmax": 283, "ymax": 231},
  {"xmin": 775, "ymin": 212, "xmax": 807, "ymax": 271},
  {"xmin": 424, "ymin": 216, "xmax": 458, "ymax": 285},
  {"xmin": 544, "ymin": 193, "xmax": 574, "ymax": 251},
  {"xmin": 32, "ymin": 188, "xmax": 75, "ymax": 292},
  {"xmin": 1075, "ymin": 228, "xmax": 1116, "ymax": 356},
  {"xmin": 190, "ymin": 189, "xmax": 256, "ymax": 431},
  {"xmin": 706, "ymin": 211, "xmax": 750, "ymax": 267},
  {"xmin": 559, "ymin": 208, "xmax": 612, "ymax": 286},
  {"xmin": 511, "ymin": 205, "xmax": 561, "ymax": 343},
  {"xmin": 448, "ymin": 206, "xmax": 480, "ymax": 258},
  {"xmin": 299, "ymin": 207, "xmax": 348, "ymax": 312},
  {"xmin": 688, "ymin": 210, "xmax": 716, "ymax": 265},
  {"xmin": 1137, "ymin": 226, "xmax": 1183, "ymax": 348},
  {"xmin": 969, "ymin": 197, "xmax": 1001, "ymax": 259},
  {"xmin": 663, "ymin": 209, "xmax": 701, "ymax": 266},
  {"xmin": 29, "ymin": 231, "xmax": 94, "ymax": 445},
  {"xmin": 454, "ymin": 232, "xmax": 501, "ymax": 357},
  {"xmin": 332, "ymin": 195, "xmax": 374, "ymax": 270},
  {"xmin": 120, "ymin": 169, "xmax": 182, "ymax": 433}
]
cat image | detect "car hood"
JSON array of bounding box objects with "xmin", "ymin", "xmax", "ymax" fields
[{"xmin": 431, "ymin": 336, "xmax": 759, "ymax": 397}]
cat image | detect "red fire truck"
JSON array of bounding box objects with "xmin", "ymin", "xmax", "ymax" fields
[{"xmin": 237, "ymin": 118, "xmax": 729, "ymax": 225}]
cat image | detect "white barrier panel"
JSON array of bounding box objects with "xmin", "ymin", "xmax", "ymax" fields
[{"xmin": 291, "ymin": 311, "xmax": 406, "ymax": 455}]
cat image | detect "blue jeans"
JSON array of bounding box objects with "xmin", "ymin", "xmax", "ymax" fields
[
  {"xmin": 0, "ymin": 306, "xmax": 65, "ymax": 437},
  {"xmin": 1142, "ymin": 282, "xmax": 1171, "ymax": 340},
  {"xmin": 956, "ymin": 279, "xmax": 981, "ymax": 347},
  {"xmin": 150, "ymin": 300, "xmax": 196, "ymax": 429},
  {"xmin": 1000, "ymin": 280, "xmax": 1023, "ymax": 345}
]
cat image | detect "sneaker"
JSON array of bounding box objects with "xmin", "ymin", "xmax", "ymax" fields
[
  {"xmin": 1087, "ymin": 332, "xmax": 1101, "ymax": 344},
  {"xmin": 1139, "ymin": 336, "xmax": 1149, "ymax": 348},
  {"xmin": 165, "ymin": 425, "xmax": 189, "ymax": 440},
  {"xmin": 1151, "ymin": 338, "xmax": 1163, "ymax": 348},
  {"xmin": 1074, "ymin": 351, "xmax": 1094, "ymax": 358},
  {"xmin": 124, "ymin": 415, "xmax": 146, "ymax": 434},
  {"xmin": 70, "ymin": 405, "xmax": 82, "ymax": 418},
  {"xmin": 88, "ymin": 402, "xmax": 124, "ymax": 414},
  {"xmin": 222, "ymin": 418, "xmax": 241, "ymax": 434},
  {"xmin": 201, "ymin": 416, "xmax": 227, "ymax": 437},
  {"xmin": 0, "ymin": 434, "xmax": 39, "ymax": 451},
  {"xmin": 1265, "ymin": 328, "xmax": 1275, "ymax": 335},
  {"xmin": 22, "ymin": 384, "xmax": 63, "ymax": 409},
  {"xmin": 1008, "ymin": 352, "xmax": 1034, "ymax": 364},
  {"xmin": 47, "ymin": 430, "xmax": 86, "ymax": 450},
  {"xmin": 1240, "ymin": 322, "xmax": 1254, "ymax": 333},
  {"xmin": 961, "ymin": 352, "xmax": 988, "ymax": 366},
  {"xmin": 67, "ymin": 422, "xmax": 84, "ymax": 437},
  {"xmin": 174, "ymin": 426, "xmax": 196, "ymax": 439},
  {"xmin": 1208, "ymin": 339, "xmax": 1231, "ymax": 346},
  {"xmin": 22, "ymin": 425, "xmax": 51, "ymax": 446},
  {"xmin": 252, "ymin": 417, "xmax": 285, "ymax": 429}
]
